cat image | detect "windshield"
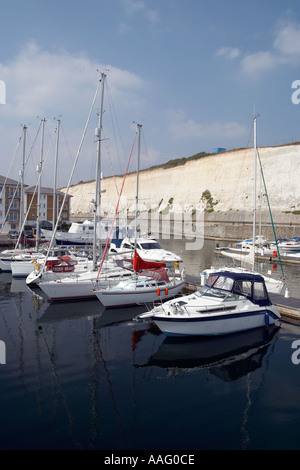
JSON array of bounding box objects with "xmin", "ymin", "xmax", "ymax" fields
[
  {"xmin": 206, "ymin": 274, "xmax": 234, "ymax": 291},
  {"xmin": 139, "ymin": 242, "xmax": 162, "ymax": 250},
  {"xmin": 195, "ymin": 285, "xmax": 230, "ymax": 300}
]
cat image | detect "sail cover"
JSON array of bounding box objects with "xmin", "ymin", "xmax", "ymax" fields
[{"xmin": 132, "ymin": 250, "xmax": 166, "ymax": 271}]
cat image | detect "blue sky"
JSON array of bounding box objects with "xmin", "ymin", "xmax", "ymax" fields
[{"xmin": 1, "ymin": 0, "xmax": 300, "ymax": 187}]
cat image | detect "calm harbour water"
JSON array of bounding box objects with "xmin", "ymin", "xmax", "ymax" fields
[{"xmin": 0, "ymin": 238, "xmax": 300, "ymax": 451}]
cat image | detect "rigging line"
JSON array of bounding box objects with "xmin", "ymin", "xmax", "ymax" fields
[
  {"xmin": 0, "ymin": 129, "xmax": 23, "ymax": 200},
  {"xmin": 105, "ymin": 78, "xmax": 128, "ymax": 175},
  {"xmin": 228, "ymin": 120, "xmax": 254, "ymax": 224},
  {"xmin": 15, "ymin": 127, "xmax": 54, "ymax": 248},
  {"xmin": 104, "ymin": 81, "xmax": 134, "ymax": 217},
  {"xmin": 257, "ymin": 149, "xmax": 285, "ymax": 280},
  {"xmin": 43, "ymin": 78, "xmax": 102, "ymax": 264},
  {"xmin": 96, "ymin": 131, "xmax": 137, "ymax": 281},
  {"xmin": 101, "ymin": 128, "xmax": 127, "ymax": 217},
  {"xmin": 59, "ymin": 123, "xmax": 81, "ymax": 187}
]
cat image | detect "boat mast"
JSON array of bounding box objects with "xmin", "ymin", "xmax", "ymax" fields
[
  {"xmin": 36, "ymin": 118, "xmax": 46, "ymax": 251},
  {"xmin": 53, "ymin": 118, "xmax": 60, "ymax": 230},
  {"xmin": 19, "ymin": 125, "xmax": 27, "ymax": 245},
  {"xmin": 251, "ymin": 116, "xmax": 257, "ymax": 270},
  {"xmin": 93, "ymin": 73, "xmax": 106, "ymax": 270},
  {"xmin": 134, "ymin": 123, "xmax": 142, "ymax": 254}
]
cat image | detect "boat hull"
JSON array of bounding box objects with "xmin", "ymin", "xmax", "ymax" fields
[
  {"xmin": 38, "ymin": 268, "xmax": 132, "ymax": 302},
  {"xmin": 95, "ymin": 280, "xmax": 185, "ymax": 308},
  {"xmin": 151, "ymin": 307, "xmax": 280, "ymax": 337}
]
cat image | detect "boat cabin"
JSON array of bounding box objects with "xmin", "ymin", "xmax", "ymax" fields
[{"xmin": 204, "ymin": 271, "xmax": 272, "ymax": 307}]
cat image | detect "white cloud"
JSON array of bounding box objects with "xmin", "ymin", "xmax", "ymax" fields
[
  {"xmin": 240, "ymin": 50, "xmax": 280, "ymax": 77},
  {"xmin": 0, "ymin": 40, "xmax": 149, "ymax": 186},
  {"xmin": 216, "ymin": 20, "xmax": 300, "ymax": 79},
  {"xmin": 273, "ymin": 22, "xmax": 300, "ymax": 59},
  {"xmin": 215, "ymin": 47, "xmax": 241, "ymax": 60},
  {"xmin": 122, "ymin": 0, "xmax": 161, "ymax": 28},
  {"xmin": 0, "ymin": 40, "xmax": 146, "ymax": 121},
  {"xmin": 168, "ymin": 109, "xmax": 247, "ymax": 140}
]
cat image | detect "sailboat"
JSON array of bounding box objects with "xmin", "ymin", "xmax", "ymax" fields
[
  {"xmin": 35, "ymin": 74, "xmax": 137, "ymax": 300},
  {"xmin": 93, "ymin": 123, "xmax": 185, "ymax": 308},
  {"xmin": 94, "ymin": 249, "xmax": 185, "ymax": 308},
  {"xmin": 0, "ymin": 122, "xmax": 50, "ymax": 273},
  {"xmin": 218, "ymin": 116, "xmax": 285, "ymax": 295}
]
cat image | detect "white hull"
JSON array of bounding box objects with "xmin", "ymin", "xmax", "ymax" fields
[
  {"xmin": 95, "ymin": 279, "xmax": 185, "ymax": 308},
  {"xmin": 26, "ymin": 258, "xmax": 93, "ymax": 284},
  {"xmin": 0, "ymin": 251, "xmax": 45, "ymax": 273},
  {"xmin": 138, "ymin": 270, "xmax": 281, "ymax": 337},
  {"xmin": 11, "ymin": 260, "xmax": 44, "ymax": 278},
  {"xmin": 0, "ymin": 257, "xmax": 13, "ymax": 272},
  {"xmin": 38, "ymin": 267, "xmax": 132, "ymax": 302},
  {"xmin": 151, "ymin": 307, "xmax": 279, "ymax": 337},
  {"xmin": 41, "ymin": 229, "xmax": 94, "ymax": 245}
]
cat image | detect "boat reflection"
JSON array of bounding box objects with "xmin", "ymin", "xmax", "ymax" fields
[
  {"xmin": 136, "ymin": 325, "xmax": 280, "ymax": 381},
  {"xmin": 38, "ymin": 300, "xmax": 150, "ymax": 329}
]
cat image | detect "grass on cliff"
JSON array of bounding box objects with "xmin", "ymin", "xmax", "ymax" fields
[{"xmin": 149, "ymin": 151, "xmax": 212, "ymax": 170}]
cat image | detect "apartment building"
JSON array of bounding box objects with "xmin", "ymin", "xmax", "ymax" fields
[
  {"xmin": 25, "ymin": 186, "xmax": 72, "ymax": 229},
  {"xmin": 0, "ymin": 174, "xmax": 71, "ymax": 233},
  {"xmin": 0, "ymin": 175, "xmax": 26, "ymax": 233}
]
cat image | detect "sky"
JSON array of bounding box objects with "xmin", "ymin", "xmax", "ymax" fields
[{"xmin": 1, "ymin": 0, "xmax": 300, "ymax": 188}]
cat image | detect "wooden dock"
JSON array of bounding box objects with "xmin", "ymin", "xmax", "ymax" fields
[{"xmin": 184, "ymin": 273, "xmax": 300, "ymax": 324}]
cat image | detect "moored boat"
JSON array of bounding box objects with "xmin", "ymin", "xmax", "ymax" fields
[
  {"xmin": 137, "ymin": 270, "xmax": 281, "ymax": 337},
  {"xmin": 94, "ymin": 250, "xmax": 185, "ymax": 308}
]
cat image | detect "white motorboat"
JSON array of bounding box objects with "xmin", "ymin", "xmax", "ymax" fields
[
  {"xmin": 94, "ymin": 250, "xmax": 185, "ymax": 308},
  {"xmin": 109, "ymin": 236, "xmax": 182, "ymax": 268},
  {"xmin": 41, "ymin": 218, "xmax": 134, "ymax": 246},
  {"xmin": 270, "ymin": 238, "xmax": 300, "ymax": 253},
  {"xmin": 137, "ymin": 270, "xmax": 281, "ymax": 337},
  {"xmin": 200, "ymin": 264, "xmax": 284, "ymax": 295}
]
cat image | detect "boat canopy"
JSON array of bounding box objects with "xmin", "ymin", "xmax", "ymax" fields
[{"xmin": 205, "ymin": 271, "xmax": 271, "ymax": 307}]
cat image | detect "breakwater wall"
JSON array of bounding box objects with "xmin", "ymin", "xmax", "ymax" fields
[{"xmin": 62, "ymin": 143, "xmax": 300, "ymax": 241}]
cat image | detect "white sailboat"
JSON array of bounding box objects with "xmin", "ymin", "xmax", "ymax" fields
[
  {"xmin": 94, "ymin": 123, "xmax": 185, "ymax": 308},
  {"xmin": 94, "ymin": 249, "xmax": 185, "ymax": 308},
  {"xmin": 219, "ymin": 116, "xmax": 285, "ymax": 295},
  {"xmin": 0, "ymin": 121, "xmax": 50, "ymax": 273},
  {"xmin": 36, "ymin": 73, "xmax": 135, "ymax": 300}
]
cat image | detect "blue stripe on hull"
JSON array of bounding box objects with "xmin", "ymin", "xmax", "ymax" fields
[{"xmin": 152, "ymin": 309, "xmax": 279, "ymax": 324}]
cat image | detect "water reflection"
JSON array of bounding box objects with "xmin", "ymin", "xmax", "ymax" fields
[{"xmin": 136, "ymin": 325, "xmax": 280, "ymax": 382}]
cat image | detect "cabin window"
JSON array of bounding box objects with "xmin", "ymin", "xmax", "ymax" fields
[
  {"xmin": 213, "ymin": 275, "xmax": 234, "ymax": 292},
  {"xmin": 240, "ymin": 281, "xmax": 252, "ymax": 297},
  {"xmin": 253, "ymin": 282, "xmax": 268, "ymax": 301}
]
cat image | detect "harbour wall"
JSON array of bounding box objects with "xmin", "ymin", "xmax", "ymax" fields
[{"xmin": 61, "ymin": 143, "xmax": 300, "ymax": 241}]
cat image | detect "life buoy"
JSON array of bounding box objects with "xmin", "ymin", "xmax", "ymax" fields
[
  {"xmin": 157, "ymin": 288, "xmax": 160, "ymax": 296},
  {"xmin": 273, "ymin": 250, "xmax": 277, "ymax": 258},
  {"xmin": 165, "ymin": 288, "xmax": 168, "ymax": 295}
]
